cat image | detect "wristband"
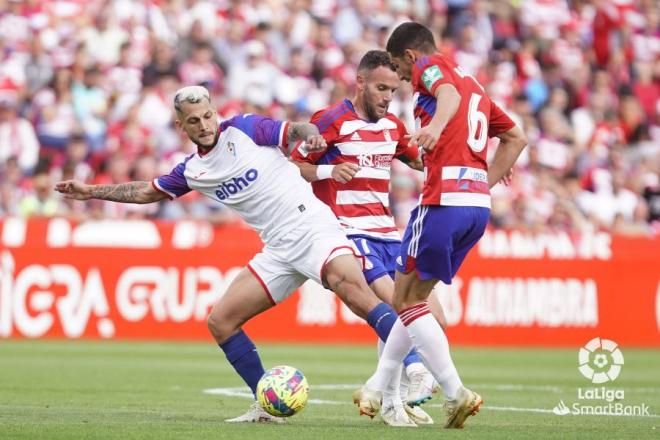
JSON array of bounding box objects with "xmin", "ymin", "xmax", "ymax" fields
[{"xmin": 316, "ymin": 165, "xmax": 335, "ymax": 180}]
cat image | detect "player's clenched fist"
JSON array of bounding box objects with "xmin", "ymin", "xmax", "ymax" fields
[
  {"xmin": 332, "ymin": 163, "xmax": 360, "ymax": 183},
  {"xmin": 303, "ymin": 134, "xmax": 327, "ymax": 152},
  {"xmin": 409, "ymin": 125, "xmax": 442, "ymax": 152},
  {"xmin": 55, "ymin": 180, "xmax": 92, "ymax": 200}
]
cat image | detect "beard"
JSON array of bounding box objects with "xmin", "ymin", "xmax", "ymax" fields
[
  {"xmin": 364, "ymin": 99, "xmax": 383, "ymax": 122},
  {"xmin": 363, "ymin": 90, "xmax": 386, "ymax": 122},
  {"xmin": 193, "ymin": 129, "xmax": 220, "ymax": 150}
]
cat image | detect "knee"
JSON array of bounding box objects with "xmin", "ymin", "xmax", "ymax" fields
[
  {"xmin": 207, "ymin": 307, "xmax": 238, "ymax": 342},
  {"xmin": 206, "ymin": 309, "xmax": 222, "ymax": 338}
]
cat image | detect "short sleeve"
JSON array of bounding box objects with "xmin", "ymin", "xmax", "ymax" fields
[
  {"xmin": 488, "ymin": 101, "xmax": 516, "ymax": 137},
  {"xmin": 153, "ymin": 156, "xmax": 193, "ymax": 199},
  {"xmin": 412, "ymin": 57, "xmax": 451, "ymax": 96},
  {"xmin": 220, "ymin": 114, "xmax": 289, "ymax": 148}
]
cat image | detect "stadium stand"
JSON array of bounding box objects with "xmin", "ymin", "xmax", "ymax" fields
[{"xmin": 0, "ymin": 0, "xmax": 657, "ymax": 236}]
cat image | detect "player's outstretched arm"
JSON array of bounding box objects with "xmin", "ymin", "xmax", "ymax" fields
[
  {"xmin": 55, "ymin": 180, "xmax": 167, "ymax": 204},
  {"xmin": 487, "ymin": 125, "xmax": 527, "ymax": 188}
]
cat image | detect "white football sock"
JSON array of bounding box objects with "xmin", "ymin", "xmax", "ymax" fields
[
  {"xmin": 399, "ymin": 365, "xmax": 410, "ymax": 397},
  {"xmin": 365, "ymin": 319, "xmax": 413, "ymax": 391},
  {"xmin": 405, "ymin": 312, "xmax": 462, "ymax": 400},
  {"xmin": 382, "ymin": 364, "xmax": 403, "ymax": 407}
]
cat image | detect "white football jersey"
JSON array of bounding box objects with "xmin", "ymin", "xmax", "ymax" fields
[{"xmin": 153, "ymin": 114, "xmax": 336, "ymax": 244}]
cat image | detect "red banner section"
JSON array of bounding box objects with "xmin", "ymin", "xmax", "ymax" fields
[{"xmin": 0, "ymin": 218, "xmax": 658, "ymax": 347}]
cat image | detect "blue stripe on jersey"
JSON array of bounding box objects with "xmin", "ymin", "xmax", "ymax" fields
[
  {"xmin": 220, "ymin": 114, "xmax": 283, "ymax": 146},
  {"xmin": 316, "ymin": 101, "xmax": 351, "ymax": 134},
  {"xmin": 417, "ymin": 94, "xmax": 437, "ymax": 117},
  {"xmin": 415, "ymin": 56, "xmax": 431, "ymax": 70},
  {"xmin": 316, "ymin": 101, "xmax": 347, "ymax": 127},
  {"xmin": 157, "ymin": 154, "xmax": 194, "ymax": 197},
  {"xmin": 317, "ymin": 146, "xmax": 341, "ymax": 165}
]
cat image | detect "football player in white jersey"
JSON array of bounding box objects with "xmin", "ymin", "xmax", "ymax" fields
[
  {"xmin": 55, "ymin": 86, "xmax": 409, "ymax": 425},
  {"xmin": 292, "ymin": 51, "xmax": 451, "ymax": 426}
]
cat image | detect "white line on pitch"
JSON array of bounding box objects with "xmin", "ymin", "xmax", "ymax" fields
[{"xmin": 202, "ymin": 385, "xmax": 660, "ymax": 418}]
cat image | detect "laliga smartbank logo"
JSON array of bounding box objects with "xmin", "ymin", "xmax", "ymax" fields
[
  {"xmin": 553, "ymin": 338, "xmax": 651, "ymax": 417},
  {"xmin": 578, "ymin": 337, "xmax": 624, "ymax": 384}
]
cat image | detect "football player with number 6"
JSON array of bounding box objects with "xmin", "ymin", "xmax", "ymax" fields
[{"xmin": 354, "ymin": 22, "xmax": 528, "ymax": 429}]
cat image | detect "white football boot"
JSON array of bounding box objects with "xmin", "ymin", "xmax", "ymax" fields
[
  {"xmin": 352, "ymin": 386, "xmax": 382, "ymax": 419},
  {"xmin": 225, "ymin": 400, "xmax": 285, "ymax": 423},
  {"xmin": 380, "ymin": 401, "xmax": 417, "ymax": 427},
  {"xmin": 404, "ymin": 405, "xmax": 434, "ymax": 425},
  {"xmin": 405, "ymin": 365, "xmax": 437, "ymax": 407},
  {"xmin": 443, "ymin": 386, "xmax": 483, "ymax": 429}
]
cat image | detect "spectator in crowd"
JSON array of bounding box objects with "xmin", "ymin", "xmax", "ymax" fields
[
  {"xmin": 0, "ymin": 0, "xmax": 656, "ymax": 236},
  {"xmin": 18, "ymin": 171, "xmax": 63, "ymax": 218},
  {"xmin": 30, "ymin": 68, "xmax": 77, "ymax": 152},
  {"xmin": 0, "ymin": 88, "xmax": 40, "ymax": 174}
]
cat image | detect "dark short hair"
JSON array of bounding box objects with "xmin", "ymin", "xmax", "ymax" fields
[
  {"xmin": 386, "ymin": 22, "xmax": 436, "ymax": 57},
  {"xmin": 357, "ymin": 50, "xmax": 396, "ymax": 73}
]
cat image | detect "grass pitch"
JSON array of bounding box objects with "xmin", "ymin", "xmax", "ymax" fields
[{"xmin": 0, "ymin": 341, "xmax": 658, "ymax": 439}]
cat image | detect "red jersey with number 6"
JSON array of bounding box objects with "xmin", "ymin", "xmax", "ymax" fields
[{"xmin": 411, "ymin": 53, "xmax": 515, "ymax": 207}]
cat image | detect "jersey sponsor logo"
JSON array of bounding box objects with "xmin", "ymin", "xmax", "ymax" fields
[
  {"xmin": 421, "ymin": 65, "xmax": 443, "ymax": 90},
  {"xmin": 455, "ymin": 167, "xmax": 487, "ymax": 190},
  {"xmin": 215, "ymin": 168, "xmax": 258, "ymax": 200},
  {"xmin": 357, "ymin": 153, "xmax": 393, "ymax": 169}
]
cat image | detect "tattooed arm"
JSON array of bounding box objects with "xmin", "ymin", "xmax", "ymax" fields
[
  {"xmin": 286, "ymin": 122, "xmax": 327, "ymax": 152},
  {"xmin": 55, "ymin": 180, "xmax": 166, "ymax": 204}
]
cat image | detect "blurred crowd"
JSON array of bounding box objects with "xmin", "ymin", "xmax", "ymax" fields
[{"xmin": 0, "ymin": 0, "xmax": 658, "ymax": 237}]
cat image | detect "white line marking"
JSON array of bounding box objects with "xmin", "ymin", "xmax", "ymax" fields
[{"xmin": 203, "ymin": 384, "xmax": 660, "ymax": 418}]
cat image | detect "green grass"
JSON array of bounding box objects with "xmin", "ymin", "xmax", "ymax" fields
[{"xmin": 0, "ymin": 341, "xmax": 658, "ymax": 439}]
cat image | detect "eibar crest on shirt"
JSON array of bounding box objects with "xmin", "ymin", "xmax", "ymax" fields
[
  {"xmin": 421, "ymin": 65, "xmax": 443, "ymax": 90},
  {"xmin": 226, "ymin": 141, "xmax": 236, "ymax": 156}
]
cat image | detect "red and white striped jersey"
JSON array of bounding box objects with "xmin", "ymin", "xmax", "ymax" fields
[
  {"xmin": 291, "ymin": 99, "xmax": 418, "ymax": 241},
  {"xmin": 412, "ymin": 54, "xmax": 516, "ymax": 208}
]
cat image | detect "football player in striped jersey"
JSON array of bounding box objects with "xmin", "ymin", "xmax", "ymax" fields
[{"xmin": 292, "ymin": 50, "xmax": 450, "ymax": 426}]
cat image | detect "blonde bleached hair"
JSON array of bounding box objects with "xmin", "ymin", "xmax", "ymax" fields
[{"xmin": 173, "ymin": 86, "xmax": 211, "ymax": 113}]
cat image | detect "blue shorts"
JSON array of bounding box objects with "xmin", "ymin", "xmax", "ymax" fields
[
  {"xmin": 396, "ymin": 205, "xmax": 490, "ymax": 284},
  {"xmin": 349, "ymin": 236, "xmax": 400, "ymax": 285}
]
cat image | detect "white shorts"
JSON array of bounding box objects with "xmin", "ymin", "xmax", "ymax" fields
[{"xmin": 248, "ymin": 218, "xmax": 361, "ymax": 304}]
